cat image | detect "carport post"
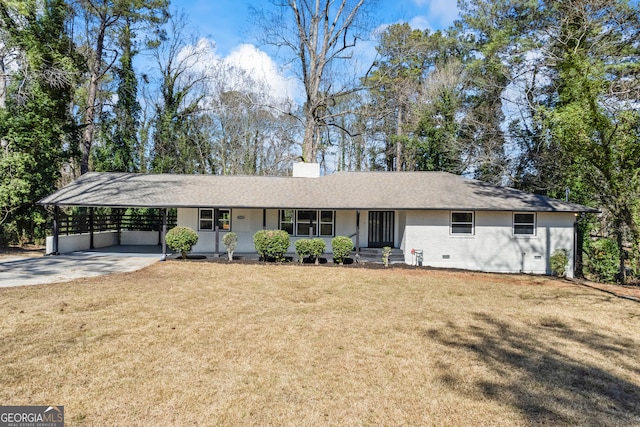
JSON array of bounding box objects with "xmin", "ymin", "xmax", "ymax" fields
[
  {"xmin": 89, "ymin": 207, "xmax": 95, "ymax": 249},
  {"xmin": 52, "ymin": 205, "xmax": 60, "ymax": 255},
  {"xmin": 161, "ymin": 208, "xmax": 167, "ymax": 260}
]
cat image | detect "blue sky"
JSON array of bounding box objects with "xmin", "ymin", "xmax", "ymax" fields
[
  {"xmin": 156, "ymin": 1, "xmax": 461, "ymax": 104},
  {"xmin": 176, "ymin": 0, "xmax": 460, "ymax": 57}
]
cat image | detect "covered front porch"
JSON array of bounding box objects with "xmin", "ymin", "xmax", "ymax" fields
[{"xmin": 44, "ymin": 206, "xmax": 405, "ymax": 263}]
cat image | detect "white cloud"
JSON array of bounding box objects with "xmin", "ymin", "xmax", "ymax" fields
[
  {"xmin": 178, "ymin": 39, "xmax": 301, "ymax": 106},
  {"xmin": 408, "ymin": 16, "xmax": 431, "ymax": 31},
  {"xmin": 223, "ymin": 44, "xmax": 300, "ymax": 102},
  {"xmin": 410, "ymin": 0, "xmax": 460, "ymax": 31}
]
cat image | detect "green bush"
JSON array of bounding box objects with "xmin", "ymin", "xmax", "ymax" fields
[
  {"xmin": 222, "ymin": 232, "xmax": 238, "ymax": 261},
  {"xmin": 165, "ymin": 226, "xmax": 198, "ymax": 259},
  {"xmin": 295, "ymin": 238, "xmax": 326, "ymax": 264},
  {"xmin": 253, "ymin": 229, "xmax": 290, "ymax": 262},
  {"xmin": 550, "ymin": 249, "xmax": 569, "ymax": 277},
  {"xmin": 331, "ymin": 236, "xmax": 353, "ymax": 264},
  {"xmin": 382, "ymin": 246, "xmax": 393, "ymax": 267},
  {"xmin": 585, "ymin": 238, "xmax": 620, "ymax": 283}
]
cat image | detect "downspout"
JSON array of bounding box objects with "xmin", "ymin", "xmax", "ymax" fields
[{"xmin": 263, "ymin": 209, "xmax": 266, "ymax": 229}]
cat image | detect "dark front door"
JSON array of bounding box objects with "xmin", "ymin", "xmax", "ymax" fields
[{"xmin": 368, "ymin": 211, "xmax": 394, "ymax": 248}]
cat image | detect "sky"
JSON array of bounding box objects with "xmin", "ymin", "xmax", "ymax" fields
[
  {"xmin": 179, "ymin": 0, "xmax": 460, "ymax": 57},
  {"xmin": 168, "ymin": 0, "xmax": 461, "ymax": 101}
]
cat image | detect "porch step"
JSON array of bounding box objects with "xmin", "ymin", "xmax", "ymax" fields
[{"xmin": 355, "ymin": 248, "xmax": 405, "ymax": 264}]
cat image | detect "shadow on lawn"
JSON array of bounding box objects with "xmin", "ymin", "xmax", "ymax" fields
[{"xmin": 426, "ymin": 313, "xmax": 640, "ymax": 425}]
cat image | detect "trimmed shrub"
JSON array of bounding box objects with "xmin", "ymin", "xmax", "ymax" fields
[
  {"xmin": 165, "ymin": 226, "xmax": 198, "ymax": 259},
  {"xmin": 331, "ymin": 236, "xmax": 353, "ymax": 264},
  {"xmin": 295, "ymin": 239, "xmax": 312, "ymax": 262},
  {"xmin": 222, "ymin": 232, "xmax": 238, "ymax": 261},
  {"xmin": 382, "ymin": 246, "xmax": 392, "ymax": 267},
  {"xmin": 253, "ymin": 229, "xmax": 290, "ymax": 262},
  {"xmin": 585, "ymin": 238, "xmax": 620, "ymax": 283},
  {"xmin": 550, "ymin": 249, "xmax": 569, "ymax": 277},
  {"xmin": 295, "ymin": 238, "xmax": 326, "ymax": 264}
]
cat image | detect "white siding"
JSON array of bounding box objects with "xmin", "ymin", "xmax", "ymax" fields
[
  {"xmin": 178, "ymin": 208, "xmax": 266, "ymax": 253},
  {"xmin": 402, "ymin": 210, "xmax": 577, "ymax": 277},
  {"xmin": 178, "ymin": 208, "xmax": 365, "ymax": 255},
  {"xmin": 177, "ymin": 207, "xmax": 577, "ymax": 276}
]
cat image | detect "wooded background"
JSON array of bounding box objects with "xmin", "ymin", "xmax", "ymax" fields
[{"xmin": 1, "ymin": 0, "xmax": 638, "ymax": 282}]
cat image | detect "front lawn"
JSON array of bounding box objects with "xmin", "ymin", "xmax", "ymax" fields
[{"xmin": 1, "ymin": 263, "xmax": 639, "ymax": 425}]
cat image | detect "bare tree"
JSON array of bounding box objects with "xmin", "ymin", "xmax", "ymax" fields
[
  {"xmin": 146, "ymin": 11, "xmax": 210, "ymax": 173},
  {"xmin": 251, "ymin": 0, "xmax": 373, "ymax": 163}
]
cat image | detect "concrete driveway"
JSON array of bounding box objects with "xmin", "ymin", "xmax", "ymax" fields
[{"xmin": 0, "ymin": 246, "xmax": 166, "ymax": 288}]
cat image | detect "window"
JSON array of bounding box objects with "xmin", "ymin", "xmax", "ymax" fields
[
  {"xmin": 319, "ymin": 210, "xmax": 334, "ymax": 236},
  {"xmin": 296, "ymin": 210, "xmax": 317, "ymax": 236},
  {"xmin": 451, "ymin": 211, "xmax": 474, "ymax": 235},
  {"xmin": 199, "ymin": 208, "xmax": 231, "ymax": 231},
  {"xmin": 513, "ymin": 213, "xmax": 535, "ymax": 236},
  {"xmin": 280, "ymin": 210, "xmax": 294, "ymax": 235},
  {"xmin": 199, "ymin": 209, "xmax": 213, "ymax": 230},
  {"xmin": 218, "ymin": 210, "xmax": 231, "ymax": 230},
  {"xmin": 279, "ymin": 209, "xmax": 334, "ymax": 236}
]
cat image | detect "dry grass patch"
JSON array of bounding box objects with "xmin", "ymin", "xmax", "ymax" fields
[{"xmin": 1, "ymin": 263, "xmax": 639, "ymax": 426}]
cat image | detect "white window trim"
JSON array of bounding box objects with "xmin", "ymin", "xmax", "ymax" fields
[
  {"xmin": 279, "ymin": 209, "xmax": 335, "ymax": 237},
  {"xmin": 513, "ymin": 212, "xmax": 536, "ymax": 237},
  {"xmin": 450, "ymin": 211, "xmax": 475, "ymax": 236},
  {"xmin": 198, "ymin": 208, "xmax": 231, "ymax": 232}
]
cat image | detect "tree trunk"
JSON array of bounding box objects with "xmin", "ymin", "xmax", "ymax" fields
[
  {"xmin": 395, "ymin": 106, "xmax": 403, "ymax": 171},
  {"xmin": 302, "ymin": 109, "xmax": 317, "ymax": 162},
  {"xmin": 0, "ymin": 56, "xmax": 6, "ymax": 109},
  {"xmin": 616, "ymin": 229, "xmax": 626, "ymax": 284},
  {"xmin": 80, "ymin": 19, "xmax": 107, "ymax": 175}
]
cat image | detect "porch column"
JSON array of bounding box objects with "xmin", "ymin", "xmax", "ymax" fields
[
  {"xmin": 214, "ymin": 208, "xmax": 220, "ymax": 256},
  {"xmin": 52, "ymin": 205, "xmax": 59, "ymax": 255},
  {"xmin": 355, "ymin": 210, "xmax": 360, "ymax": 253},
  {"xmin": 161, "ymin": 208, "xmax": 167, "ymax": 260},
  {"xmin": 89, "ymin": 207, "xmax": 95, "ymax": 249}
]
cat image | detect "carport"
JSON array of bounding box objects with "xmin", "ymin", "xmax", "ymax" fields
[
  {"xmin": 0, "ymin": 246, "xmax": 163, "ymax": 287},
  {"xmin": 38, "ymin": 174, "xmax": 181, "ymax": 257}
]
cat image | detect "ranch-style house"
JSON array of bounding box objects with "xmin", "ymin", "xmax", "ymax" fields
[{"xmin": 39, "ymin": 163, "xmax": 598, "ymax": 277}]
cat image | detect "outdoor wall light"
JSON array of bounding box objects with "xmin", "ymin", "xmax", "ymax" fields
[{"xmin": 237, "ymin": 215, "xmax": 245, "ymax": 220}]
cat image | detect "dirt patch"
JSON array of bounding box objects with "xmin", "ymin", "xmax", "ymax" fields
[
  {"xmin": 570, "ymin": 279, "xmax": 640, "ymax": 301},
  {"xmin": 0, "ymin": 245, "xmax": 45, "ymax": 258}
]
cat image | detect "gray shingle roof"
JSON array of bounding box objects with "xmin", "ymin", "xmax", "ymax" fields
[{"xmin": 38, "ymin": 171, "xmax": 598, "ymax": 212}]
